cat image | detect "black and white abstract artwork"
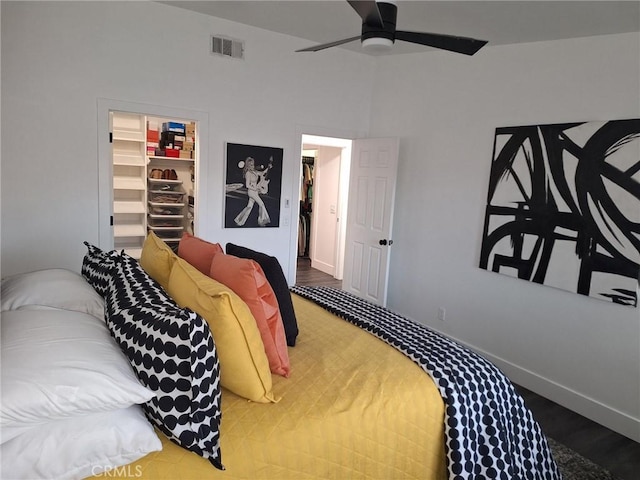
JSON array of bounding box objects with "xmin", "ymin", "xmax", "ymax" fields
[{"xmin": 479, "ymin": 119, "xmax": 640, "ymax": 307}]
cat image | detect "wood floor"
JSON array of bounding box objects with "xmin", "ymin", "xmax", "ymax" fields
[{"xmin": 295, "ymin": 257, "xmax": 640, "ymax": 480}]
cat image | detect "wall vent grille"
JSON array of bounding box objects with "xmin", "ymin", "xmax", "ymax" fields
[{"xmin": 211, "ymin": 35, "xmax": 244, "ymax": 59}]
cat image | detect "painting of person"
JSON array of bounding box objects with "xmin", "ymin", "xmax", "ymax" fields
[{"xmin": 224, "ymin": 143, "xmax": 282, "ymax": 228}]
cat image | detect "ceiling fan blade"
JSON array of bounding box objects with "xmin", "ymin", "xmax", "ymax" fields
[
  {"xmin": 347, "ymin": 1, "xmax": 384, "ymax": 28},
  {"xmin": 296, "ymin": 35, "xmax": 362, "ymax": 52},
  {"xmin": 395, "ymin": 30, "xmax": 488, "ymax": 55}
]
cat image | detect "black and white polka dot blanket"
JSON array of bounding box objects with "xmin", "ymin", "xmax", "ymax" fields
[{"xmin": 291, "ymin": 286, "xmax": 561, "ymax": 480}]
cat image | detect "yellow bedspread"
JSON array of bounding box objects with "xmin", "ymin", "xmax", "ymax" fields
[{"xmin": 88, "ymin": 294, "xmax": 446, "ymax": 480}]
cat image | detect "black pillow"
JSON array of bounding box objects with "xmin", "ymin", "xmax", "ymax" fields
[
  {"xmin": 226, "ymin": 243, "xmax": 299, "ymax": 346},
  {"xmin": 104, "ymin": 252, "xmax": 224, "ymax": 470}
]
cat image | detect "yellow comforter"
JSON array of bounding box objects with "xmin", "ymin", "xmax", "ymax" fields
[{"xmin": 88, "ymin": 295, "xmax": 446, "ymax": 480}]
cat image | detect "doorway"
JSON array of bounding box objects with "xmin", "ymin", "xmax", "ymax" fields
[
  {"xmin": 97, "ymin": 99, "xmax": 209, "ymax": 254},
  {"xmin": 297, "ymin": 134, "xmax": 352, "ymax": 285}
]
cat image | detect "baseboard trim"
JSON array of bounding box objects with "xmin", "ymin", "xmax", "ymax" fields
[{"xmin": 441, "ymin": 334, "xmax": 640, "ymax": 442}]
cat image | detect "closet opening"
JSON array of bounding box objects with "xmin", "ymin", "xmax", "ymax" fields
[
  {"xmin": 298, "ymin": 134, "xmax": 352, "ymax": 285},
  {"xmin": 111, "ymin": 111, "xmax": 197, "ymax": 258},
  {"xmin": 97, "ymin": 99, "xmax": 209, "ymax": 259}
]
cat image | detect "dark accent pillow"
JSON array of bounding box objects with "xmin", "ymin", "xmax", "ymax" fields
[
  {"xmin": 81, "ymin": 242, "xmax": 120, "ymax": 298},
  {"xmin": 226, "ymin": 243, "xmax": 298, "ymax": 346},
  {"xmin": 104, "ymin": 253, "xmax": 224, "ymax": 470}
]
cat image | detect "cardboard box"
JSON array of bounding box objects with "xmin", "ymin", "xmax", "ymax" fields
[
  {"xmin": 183, "ymin": 141, "xmax": 194, "ymax": 152},
  {"xmin": 179, "ymin": 150, "xmax": 192, "ymax": 159},
  {"xmin": 186, "ymin": 122, "xmax": 195, "ymax": 135},
  {"xmin": 147, "ymin": 129, "xmax": 159, "ymax": 143}
]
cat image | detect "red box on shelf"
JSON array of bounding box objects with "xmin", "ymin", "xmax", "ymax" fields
[
  {"xmin": 165, "ymin": 148, "xmax": 180, "ymax": 158},
  {"xmin": 147, "ymin": 129, "xmax": 159, "ymax": 143}
]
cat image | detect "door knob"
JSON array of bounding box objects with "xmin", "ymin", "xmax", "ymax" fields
[{"xmin": 379, "ymin": 239, "xmax": 387, "ymax": 246}]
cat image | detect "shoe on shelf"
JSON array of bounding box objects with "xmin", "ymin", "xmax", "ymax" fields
[
  {"xmin": 169, "ymin": 169, "xmax": 178, "ymax": 180},
  {"xmin": 150, "ymin": 169, "xmax": 163, "ymax": 179},
  {"xmin": 162, "ymin": 169, "xmax": 171, "ymax": 179}
]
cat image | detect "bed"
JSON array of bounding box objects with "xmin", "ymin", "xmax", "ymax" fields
[{"xmin": 0, "ymin": 233, "xmax": 561, "ymax": 480}]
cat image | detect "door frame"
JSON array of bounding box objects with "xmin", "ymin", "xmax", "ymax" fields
[
  {"xmin": 97, "ymin": 99, "xmax": 209, "ymax": 251},
  {"xmin": 302, "ymin": 135, "xmax": 353, "ymax": 279},
  {"xmin": 291, "ymin": 125, "xmax": 365, "ymax": 284}
]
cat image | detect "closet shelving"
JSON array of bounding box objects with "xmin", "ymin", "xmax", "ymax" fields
[
  {"xmin": 147, "ymin": 177, "xmax": 186, "ymax": 247},
  {"xmin": 111, "ymin": 112, "xmax": 147, "ymax": 258},
  {"xmin": 111, "ymin": 112, "xmax": 196, "ymax": 258}
]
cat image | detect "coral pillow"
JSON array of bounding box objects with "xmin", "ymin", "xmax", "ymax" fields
[
  {"xmin": 210, "ymin": 254, "xmax": 290, "ymax": 378},
  {"xmin": 177, "ymin": 233, "xmax": 223, "ymax": 275}
]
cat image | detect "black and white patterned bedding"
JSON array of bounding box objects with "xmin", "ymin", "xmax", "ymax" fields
[{"xmin": 291, "ymin": 286, "xmax": 561, "ymax": 480}]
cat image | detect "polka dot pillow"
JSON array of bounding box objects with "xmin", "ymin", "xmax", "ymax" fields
[
  {"xmin": 81, "ymin": 241, "xmax": 120, "ymax": 298},
  {"xmin": 104, "ymin": 252, "xmax": 224, "ymax": 470}
]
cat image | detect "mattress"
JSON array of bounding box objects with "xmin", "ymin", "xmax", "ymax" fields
[{"xmin": 88, "ymin": 294, "xmax": 447, "ymax": 480}]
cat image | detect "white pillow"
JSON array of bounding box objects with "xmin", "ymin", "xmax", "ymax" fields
[
  {"xmin": 1, "ymin": 268, "xmax": 105, "ymax": 321},
  {"xmin": 0, "ymin": 405, "xmax": 162, "ymax": 480},
  {"xmin": 0, "ymin": 309, "xmax": 155, "ymax": 443}
]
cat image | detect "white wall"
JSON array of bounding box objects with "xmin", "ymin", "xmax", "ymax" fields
[
  {"xmin": 0, "ymin": 1, "xmax": 374, "ymax": 280},
  {"xmin": 370, "ymin": 32, "xmax": 640, "ymax": 440},
  {"xmin": 2, "ymin": 1, "xmax": 639, "ymax": 442}
]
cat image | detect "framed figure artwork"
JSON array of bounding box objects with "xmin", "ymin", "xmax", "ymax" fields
[{"xmin": 224, "ymin": 143, "xmax": 283, "ymax": 228}]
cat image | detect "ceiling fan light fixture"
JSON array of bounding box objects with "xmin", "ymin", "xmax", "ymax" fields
[{"xmin": 361, "ymin": 36, "xmax": 394, "ymax": 52}]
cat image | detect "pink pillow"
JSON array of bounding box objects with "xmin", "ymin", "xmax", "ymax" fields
[
  {"xmin": 210, "ymin": 254, "xmax": 290, "ymax": 377},
  {"xmin": 177, "ymin": 233, "xmax": 223, "ymax": 275}
]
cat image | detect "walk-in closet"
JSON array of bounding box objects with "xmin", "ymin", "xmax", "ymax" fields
[{"xmin": 111, "ymin": 111, "xmax": 197, "ymax": 258}]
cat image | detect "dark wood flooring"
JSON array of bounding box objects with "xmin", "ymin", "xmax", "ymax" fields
[{"xmin": 296, "ymin": 256, "xmax": 640, "ymax": 480}]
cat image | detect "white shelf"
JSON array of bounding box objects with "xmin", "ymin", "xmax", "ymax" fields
[
  {"xmin": 148, "ymin": 156, "xmax": 194, "ymax": 163},
  {"xmin": 112, "ymin": 112, "xmax": 145, "ymax": 142},
  {"xmin": 148, "ymin": 201, "xmax": 185, "ymax": 208},
  {"xmin": 114, "ymin": 224, "xmax": 146, "ymax": 237},
  {"xmin": 114, "ymin": 201, "xmax": 146, "ymax": 214},
  {"xmin": 113, "ymin": 130, "xmax": 145, "ymax": 142},
  {"xmin": 114, "ymin": 176, "xmax": 145, "ymax": 190},
  {"xmin": 149, "ymin": 214, "xmax": 184, "ymax": 219},
  {"xmin": 114, "ymin": 153, "xmax": 145, "ymax": 166},
  {"xmin": 148, "ymin": 178, "xmax": 182, "ymax": 185},
  {"xmin": 148, "ymin": 225, "xmax": 184, "ymax": 231}
]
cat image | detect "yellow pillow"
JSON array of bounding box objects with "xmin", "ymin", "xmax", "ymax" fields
[
  {"xmin": 167, "ymin": 257, "xmax": 279, "ymax": 403},
  {"xmin": 139, "ymin": 232, "xmax": 177, "ymax": 290}
]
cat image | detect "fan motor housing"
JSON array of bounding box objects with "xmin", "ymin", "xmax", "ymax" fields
[{"xmin": 361, "ymin": 1, "xmax": 397, "ymax": 41}]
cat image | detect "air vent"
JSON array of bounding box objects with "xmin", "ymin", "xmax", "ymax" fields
[{"xmin": 211, "ymin": 35, "xmax": 244, "ymax": 60}]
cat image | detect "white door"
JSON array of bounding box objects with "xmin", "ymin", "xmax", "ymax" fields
[
  {"xmin": 342, "ymin": 137, "xmax": 399, "ymax": 306},
  {"xmin": 310, "ymin": 145, "xmax": 342, "ymax": 276}
]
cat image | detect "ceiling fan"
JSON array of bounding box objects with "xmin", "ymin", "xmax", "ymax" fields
[{"xmin": 296, "ymin": 0, "xmax": 487, "ymax": 55}]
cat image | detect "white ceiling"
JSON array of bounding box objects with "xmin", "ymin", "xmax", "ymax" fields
[{"xmin": 160, "ymin": 1, "xmax": 640, "ymax": 56}]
